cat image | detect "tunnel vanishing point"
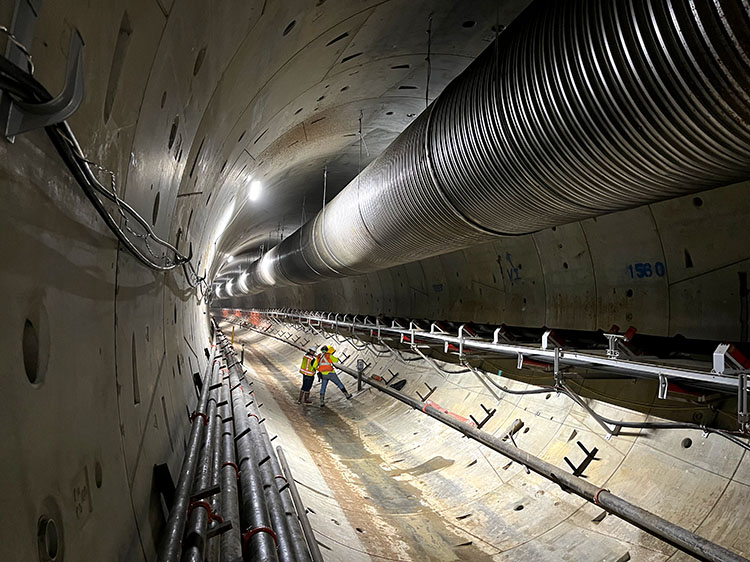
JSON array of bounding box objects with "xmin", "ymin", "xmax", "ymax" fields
[{"xmin": 2, "ymin": 0, "xmax": 750, "ymax": 561}]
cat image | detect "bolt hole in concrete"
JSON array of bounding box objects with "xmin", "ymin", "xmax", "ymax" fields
[
  {"xmin": 23, "ymin": 318, "xmax": 40, "ymax": 384},
  {"xmin": 514, "ymin": 505, "xmax": 524, "ymax": 511},
  {"xmin": 37, "ymin": 517, "xmax": 59, "ymax": 561},
  {"xmin": 168, "ymin": 116, "xmax": 179, "ymax": 149},
  {"xmin": 682, "ymin": 437, "xmax": 693, "ymax": 449},
  {"xmin": 95, "ymin": 462, "xmax": 103, "ymax": 488},
  {"xmin": 626, "ymin": 288, "xmax": 634, "ymax": 297},
  {"xmin": 160, "ymin": 90, "xmax": 166, "ymax": 108},
  {"xmin": 462, "ymin": 20, "xmax": 476, "ymax": 28},
  {"xmin": 193, "ymin": 46, "xmax": 207, "ymax": 76},
  {"xmin": 693, "ymin": 196, "xmax": 703, "ymax": 207},
  {"xmin": 152, "ymin": 192, "xmax": 160, "ymax": 225},
  {"xmin": 283, "ymin": 20, "xmax": 296, "ymax": 36}
]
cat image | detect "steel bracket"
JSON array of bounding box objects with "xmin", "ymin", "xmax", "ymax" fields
[
  {"xmin": 603, "ymin": 333, "xmax": 628, "ymax": 359},
  {"xmin": 739, "ymin": 373, "xmax": 749, "ymax": 432},
  {"xmin": 469, "ymin": 403, "xmax": 496, "ymax": 430},
  {"xmin": 563, "ymin": 441, "xmax": 599, "ymax": 478},
  {"xmin": 416, "ymin": 382, "xmax": 437, "ymax": 402},
  {"xmin": 658, "ymin": 374, "xmax": 668, "ymax": 400},
  {"xmin": 2, "ymin": 14, "xmax": 85, "ymax": 138}
]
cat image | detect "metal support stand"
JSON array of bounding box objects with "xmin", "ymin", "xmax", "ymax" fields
[
  {"xmin": 357, "ymin": 359, "xmax": 365, "ymax": 392},
  {"xmin": 416, "ymin": 382, "xmax": 437, "ymax": 402},
  {"xmin": 469, "ymin": 404, "xmax": 496, "ymax": 430},
  {"xmin": 564, "ymin": 441, "xmax": 599, "ymax": 478},
  {"xmin": 739, "ymin": 373, "xmax": 749, "ymax": 433}
]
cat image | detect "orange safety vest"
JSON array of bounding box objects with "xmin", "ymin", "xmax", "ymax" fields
[
  {"xmin": 315, "ymin": 352, "xmax": 335, "ymax": 373},
  {"xmin": 299, "ymin": 354, "xmax": 315, "ymax": 376}
]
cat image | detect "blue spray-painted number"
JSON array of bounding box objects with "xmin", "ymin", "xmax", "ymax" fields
[
  {"xmin": 505, "ymin": 252, "xmax": 521, "ymax": 285},
  {"xmin": 627, "ymin": 262, "xmax": 666, "ymax": 279}
]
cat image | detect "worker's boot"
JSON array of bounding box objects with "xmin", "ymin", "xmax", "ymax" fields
[
  {"xmin": 320, "ymin": 394, "xmax": 325, "ymax": 407},
  {"xmin": 303, "ymin": 392, "xmax": 313, "ymax": 404},
  {"xmin": 296, "ymin": 390, "xmax": 304, "ymax": 404},
  {"xmin": 340, "ymin": 387, "xmax": 353, "ymax": 400}
]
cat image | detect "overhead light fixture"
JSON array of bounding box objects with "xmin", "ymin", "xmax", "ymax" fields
[
  {"xmin": 248, "ymin": 179, "xmax": 262, "ymax": 201},
  {"xmin": 226, "ymin": 255, "xmax": 234, "ymax": 263}
]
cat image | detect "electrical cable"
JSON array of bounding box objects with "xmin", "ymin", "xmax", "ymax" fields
[{"xmin": 0, "ymin": 52, "xmax": 208, "ymax": 294}]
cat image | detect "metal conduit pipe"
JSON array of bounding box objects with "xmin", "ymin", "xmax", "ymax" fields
[
  {"xmin": 230, "ymin": 318, "xmax": 747, "ymax": 561},
  {"xmin": 207, "ymin": 386, "xmax": 226, "ymax": 562},
  {"xmin": 158, "ymin": 342, "xmax": 218, "ymax": 562},
  {"xmin": 229, "ymin": 0, "xmax": 750, "ymax": 295},
  {"xmin": 223, "ymin": 339, "xmax": 279, "ymax": 562},
  {"xmin": 242, "ymin": 395, "xmax": 299, "ymax": 562},
  {"xmin": 331, "ymin": 363, "xmax": 747, "ymax": 562},
  {"xmin": 181, "ymin": 392, "xmax": 220, "ymax": 562},
  {"xmin": 254, "ymin": 410, "xmax": 313, "ymax": 562},
  {"xmin": 219, "ymin": 384, "xmax": 243, "ymax": 562},
  {"xmin": 225, "ymin": 341, "xmax": 307, "ymax": 562},
  {"xmin": 275, "ymin": 446, "xmax": 325, "ymax": 562}
]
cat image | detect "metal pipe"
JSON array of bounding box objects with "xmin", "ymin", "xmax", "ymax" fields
[
  {"xmin": 181, "ymin": 390, "xmax": 219, "ymax": 562},
  {"xmin": 219, "ymin": 384, "xmax": 243, "ymax": 562},
  {"xmin": 227, "ymin": 0, "xmax": 750, "ymax": 296},
  {"xmin": 226, "ymin": 343, "xmax": 307, "ymax": 562},
  {"xmin": 158, "ymin": 342, "xmax": 218, "ymax": 562},
  {"xmin": 240, "ymin": 320, "xmax": 746, "ymax": 562},
  {"xmin": 207, "ymin": 384, "xmax": 226, "ymax": 562},
  {"xmin": 330, "ymin": 368, "xmax": 747, "ymax": 562},
  {"xmin": 243, "ymin": 398, "xmax": 298, "ymax": 562},
  {"xmin": 275, "ymin": 446, "xmax": 324, "ymax": 562},
  {"xmin": 224, "ymin": 339, "xmax": 279, "ymax": 562},
  {"xmin": 255, "ymin": 412, "xmax": 312, "ymax": 562},
  {"xmin": 254, "ymin": 310, "xmax": 742, "ymax": 393}
]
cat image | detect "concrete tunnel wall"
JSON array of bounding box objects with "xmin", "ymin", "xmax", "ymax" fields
[
  {"xmin": 219, "ymin": 319, "xmax": 750, "ymax": 561},
  {"xmin": 0, "ymin": 0, "xmax": 748, "ymax": 560}
]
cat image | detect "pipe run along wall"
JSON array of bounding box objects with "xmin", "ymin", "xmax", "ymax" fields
[{"xmin": 225, "ymin": 0, "xmax": 750, "ymax": 297}]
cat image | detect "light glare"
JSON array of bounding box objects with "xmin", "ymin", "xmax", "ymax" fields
[{"xmin": 248, "ymin": 180, "xmax": 262, "ymax": 201}]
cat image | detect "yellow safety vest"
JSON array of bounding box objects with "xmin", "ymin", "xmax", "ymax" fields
[{"xmin": 299, "ymin": 354, "xmax": 315, "ymax": 376}]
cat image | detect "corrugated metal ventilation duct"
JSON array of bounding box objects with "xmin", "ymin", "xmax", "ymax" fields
[{"xmin": 230, "ymin": 0, "xmax": 750, "ymax": 296}]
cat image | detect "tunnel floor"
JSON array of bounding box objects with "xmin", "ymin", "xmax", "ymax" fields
[
  {"xmin": 244, "ymin": 341, "xmax": 494, "ymax": 561},
  {"xmin": 219, "ymin": 319, "xmax": 750, "ymax": 562}
]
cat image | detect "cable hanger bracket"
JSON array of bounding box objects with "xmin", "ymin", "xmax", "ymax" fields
[{"xmin": 1, "ymin": 0, "xmax": 85, "ymax": 139}]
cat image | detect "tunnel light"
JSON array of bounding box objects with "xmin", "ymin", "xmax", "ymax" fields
[
  {"xmin": 248, "ymin": 180, "xmax": 262, "ymax": 201},
  {"xmin": 226, "ymin": 255, "xmax": 234, "ymax": 263},
  {"xmin": 238, "ymin": 272, "xmax": 249, "ymax": 293}
]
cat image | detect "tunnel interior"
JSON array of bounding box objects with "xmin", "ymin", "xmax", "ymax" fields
[{"xmin": 1, "ymin": 0, "xmax": 749, "ymax": 561}]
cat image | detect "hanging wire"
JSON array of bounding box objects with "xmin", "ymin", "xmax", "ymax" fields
[
  {"xmin": 0, "ymin": 25, "xmax": 34, "ymax": 74},
  {"xmin": 0, "ymin": 49, "xmax": 208, "ymax": 298},
  {"xmin": 322, "ymin": 166, "xmax": 327, "ymax": 212},
  {"xmin": 425, "ymin": 13, "xmax": 433, "ymax": 108}
]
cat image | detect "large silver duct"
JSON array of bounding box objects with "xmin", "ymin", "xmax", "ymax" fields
[{"xmin": 233, "ymin": 0, "xmax": 750, "ymax": 296}]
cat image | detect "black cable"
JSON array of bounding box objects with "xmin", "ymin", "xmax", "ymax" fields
[{"xmin": 0, "ymin": 56, "xmax": 202, "ymax": 277}]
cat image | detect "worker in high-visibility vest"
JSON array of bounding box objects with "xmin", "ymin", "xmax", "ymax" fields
[
  {"xmin": 313, "ymin": 345, "xmax": 352, "ymax": 406},
  {"xmin": 297, "ymin": 349, "xmax": 317, "ymax": 404}
]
